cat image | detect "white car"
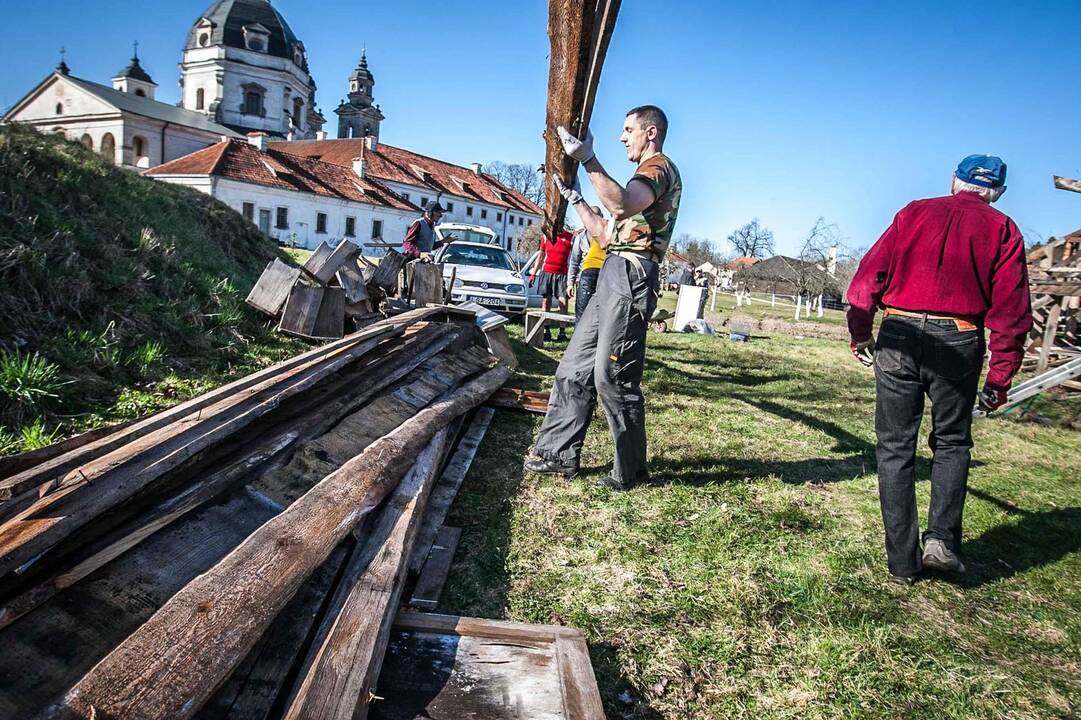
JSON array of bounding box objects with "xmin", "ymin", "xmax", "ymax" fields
[{"xmin": 434, "ymin": 240, "xmax": 530, "ymax": 314}]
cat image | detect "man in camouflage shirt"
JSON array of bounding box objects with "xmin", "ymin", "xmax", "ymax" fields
[{"xmin": 525, "ymin": 105, "xmax": 682, "ymax": 489}]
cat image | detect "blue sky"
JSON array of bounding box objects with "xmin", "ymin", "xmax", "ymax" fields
[{"xmin": 4, "ymin": 1, "xmax": 1080, "ymax": 254}]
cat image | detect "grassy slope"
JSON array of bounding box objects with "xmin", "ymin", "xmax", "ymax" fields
[
  {"xmin": 0, "ymin": 124, "xmax": 302, "ymax": 453},
  {"xmin": 442, "ymin": 326, "xmax": 1079, "ymax": 719}
]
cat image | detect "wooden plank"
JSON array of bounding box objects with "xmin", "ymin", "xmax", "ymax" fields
[
  {"xmin": 246, "ymin": 258, "xmax": 302, "ymax": 317},
  {"xmin": 556, "ymin": 634, "xmax": 607, "ymax": 720},
  {"xmin": 486, "ymin": 387, "xmax": 549, "ymax": 414},
  {"xmin": 312, "ymin": 286, "xmax": 346, "ymax": 340},
  {"xmin": 195, "ymin": 543, "xmax": 352, "ymax": 720},
  {"xmin": 543, "ymin": 0, "xmax": 599, "ymax": 241},
  {"xmin": 409, "ymin": 408, "xmax": 495, "ymax": 575},
  {"xmin": 337, "ymin": 262, "xmax": 370, "ymax": 303},
  {"xmin": 0, "ymin": 321, "xmax": 411, "ymax": 581},
  {"xmin": 279, "ymin": 284, "xmax": 325, "ymax": 337},
  {"xmin": 302, "ymin": 242, "xmax": 335, "ymax": 279},
  {"xmin": 484, "ymin": 325, "xmax": 518, "ymax": 369},
  {"xmin": 392, "ymin": 610, "xmax": 584, "ymax": 643},
  {"xmin": 1039, "ymin": 302, "xmax": 1063, "ymax": 372},
  {"xmin": 411, "ymin": 262, "xmax": 445, "ymax": 308},
  {"xmin": 579, "ymin": 0, "xmax": 622, "ymax": 133},
  {"xmin": 0, "ymin": 312, "xmax": 429, "ymax": 504},
  {"xmin": 372, "ymin": 250, "xmax": 407, "ymax": 292},
  {"xmin": 1053, "ymin": 175, "xmax": 1081, "ymax": 194},
  {"xmin": 309, "ymin": 239, "xmax": 361, "ymax": 285},
  {"xmin": 408, "ymin": 525, "xmax": 461, "ymax": 610},
  {"xmin": 0, "ymin": 416, "xmax": 143, "ymax": 482},
  {"xmin": 50, "ymin": 364, "xmax": 513, "ymax": 720},
  {"xmin": 282, "ymin": 430, "xmax": 450, "ymax": 720},
  {"xmin": 525, "ymin": 313, "xmax": 548, "ymax": 347}
]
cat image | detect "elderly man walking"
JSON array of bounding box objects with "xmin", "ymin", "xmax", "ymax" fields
[
  {"xmin": 524, "ymin": 105, "xmax": 681, "ymax": 489},
  {"xmin": 847, "ymin": 155, "xmax": 1032, "ymax": 584}
]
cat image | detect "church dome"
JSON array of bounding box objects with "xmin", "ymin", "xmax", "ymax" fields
[
  {"xmin": 349, "ymin": 53, "xmax": 374, "ymax": 84},
  {"xmin": 115, "ymin": 55, "xmax": 154, "ymax": 84},
  {"xmin": 187, "ymin": 0, "xmax": 303, "ymax": 62}
]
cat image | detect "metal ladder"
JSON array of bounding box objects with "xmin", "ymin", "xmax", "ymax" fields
[{"xmin": 975, "ymin": 356, "xmax": 1081, "ymax": 417}]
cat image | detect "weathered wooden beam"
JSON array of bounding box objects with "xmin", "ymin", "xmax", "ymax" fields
[
  {"xmin": 1038, "ymin": 302, "xmax": 1063, "ymax": 373},
  {"xmin": 0, "ymin": 308, "xmax": 444, "ymax": 504},
  {"xmin": 0, "ymin": 316, "xmax": 438, "ymax": 580},
  {"xmin": 486, "ymin": 387, "xmax": 550, "ymax": 414},
  {"xmin": 48, "ymin": 363, "xmax": 512, "ymax": 720},
  {"xmin": 282, "ymin": 429, "xmax": 450, "ymax": 720},
  {"xmin": 408, "ymin": 407, "xmax": 495, "ymax": 576},
  {"xmin": 0, "ymin": 416, "xmax": 143, "ymax": 483},
  {"xmin": 1053, "ymin": 175, "xmax": 1081, "ymax": 194},
  {"xmin": 409, "ymin": 525, "xmax": 462, "ymax": 610}
]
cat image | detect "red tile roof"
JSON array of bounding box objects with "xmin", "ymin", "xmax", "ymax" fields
[
  {"xmin": 147, "ymin": 140, "xmax": 418, "ymax": 212},
  {"xmin": 725, "ymin": 256, "xmax": 761, "ymax": 270},
  {"xmin": 281, "ymin": 139, "xmax": 543, "ymax": 215}
]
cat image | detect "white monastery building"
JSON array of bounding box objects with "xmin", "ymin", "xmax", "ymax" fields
[{"xmin": 2, "ymin": 0, "xmax": 542, "ymax": 252}]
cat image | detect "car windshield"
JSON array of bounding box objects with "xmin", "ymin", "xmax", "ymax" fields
[
  {"xmin": 439, "ymin": 229, "xmax": 496, "ymax": 245},
  {"xmin": 441, "ymin": 244, "xmax": 515, "ymax": 270}
]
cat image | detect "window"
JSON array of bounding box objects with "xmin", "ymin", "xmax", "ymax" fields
[
  {"xmin": 402, "ymin": 193, "xmax": 410, "ymax": 202},
  {"xmin": 480, "ymin": 209, "xmax": 487, "ymax": 220},
  {"xmin": 244, "ymin": 91, "xmax": 264, "ymax": 116},
  {"xmin": 345, "ymin": 216, "xmax": 356, "ymax": 237},
  {"xmin": 316, "ymin": 212, "xmax": 327, "ymax": 234},
  {"xmin": 292, "ymin": 97, "xmax": 303, "ymax": 128},
  {"xmin": 371, "ymin": 219, "xmax": 383, "ymax": 239},
  {"xmin": 55, "ymin": 102, "xmax": 63, "ymax": 115},
  {"xmin": 445, "ymin": 202, "xmax": 454, "ymax": 212},
  {"xmin": 519, "ymin": 217, "xmax": 524, "ymax": 226},
  {"xmin": 134, "ymin": 89, "xmax": 146, "ymax": 97},
  {"xmin": 199, "ymin": 33, "xmax": 210, "ymax": 47},
  {"xmin": 275, "ymin": 207, "xmax": 289, "ymax": 229},
  {"xmin": 79, "ymin": 134, "xmax": 93, "ymax": 150},
  {"xmin": 242, "ymin": 202, "xmax": 255, "ymax": 222},
  {"xmin": 195, "ymin": 88, "xmax": 205, "ymax": 110},
  {"xmin": 466, "ymin": 206, "xmax": 473, "ymax": 217},
  {"xmin": 99, "ymin": 133, "xmax": 116, "ymax": 164},
  {"xmin": 497, "ymin": 212, "xmax": 503, "ymax": 222},
  {"xmin": 420, "ymin": 197, "xmax": 428, "ymax": 208},
  {"xmin": 507, "ymin": 215, "xmax": 513, "ymax": 225},
  {"xmin": 527, "ymin": 219, "xmax": 533, "ymax": 226},
  {"xmin": 133, "ymin": 136, "xmax": 147, "ymax": 159}
]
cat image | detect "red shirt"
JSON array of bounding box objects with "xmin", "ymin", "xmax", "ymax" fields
[
  {"xmin": 847, "ymin": 192, "xmax": 1032, "ymax": 388},
  {"xmin": 540, "ymin": 231, "xmax": 573, "ymax": 274}
]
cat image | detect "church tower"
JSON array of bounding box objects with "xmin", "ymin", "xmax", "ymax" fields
[
  {"xmin": 336, "ymin": 52, "xmax": 384, "ymax": 140},
  {"xmin": 178, "ymin": 0, "xmax": 324, "ymax": 138},
  {"xmin": 112, "ymin": 45, "xmax": 158, "ymax": 100}
]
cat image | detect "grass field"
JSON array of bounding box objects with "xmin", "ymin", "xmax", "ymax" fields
[{"xmin": 441, "ymin": 324, "xmax": 1080, "ymax": 718}]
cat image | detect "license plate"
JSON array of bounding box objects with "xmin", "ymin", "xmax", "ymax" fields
[{"xmin": 467, "ymin": 295, "xmax": 503, "ymax": 306}]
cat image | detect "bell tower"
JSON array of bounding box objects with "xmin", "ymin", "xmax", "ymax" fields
[{"xmin": 336, "ymin": 51, "xmax": 385, "ymax": 140}]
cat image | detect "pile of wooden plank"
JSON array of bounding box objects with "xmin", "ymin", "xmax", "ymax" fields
[
  {"xmin": 0, "ymin": 308, "xmax": 601, "ymax": 719},
  {"xmin": 1025, "ymin": 230, "xmax": 1080, "ymax": 390}
]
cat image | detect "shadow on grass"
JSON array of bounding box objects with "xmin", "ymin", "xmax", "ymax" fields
[{"xmin": 952, "ymin": 488, "xmax": 1081, "ymax": 589}]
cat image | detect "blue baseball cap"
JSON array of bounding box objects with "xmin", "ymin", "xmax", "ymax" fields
[{"xmin": 955, "ymin": 154, "xmax": 1006, "ymax": 188}]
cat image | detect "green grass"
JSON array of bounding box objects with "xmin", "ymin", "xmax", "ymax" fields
[
  {"xmin": 442, "ymin": 325, "xmax": 1080, "ymax": 719},
  {"xmin": 0, "ymin": 124, "xmax": 304, "ymax": 454}
]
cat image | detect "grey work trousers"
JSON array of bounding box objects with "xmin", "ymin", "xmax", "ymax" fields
[{"xmin": 533, "ymin": 254, "xmax": 659, "ymax": 484}]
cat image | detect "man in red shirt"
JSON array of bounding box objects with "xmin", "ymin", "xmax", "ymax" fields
[{"xmin": 847, "ymin": 154, "xmax": 1032, "ymax": 584}]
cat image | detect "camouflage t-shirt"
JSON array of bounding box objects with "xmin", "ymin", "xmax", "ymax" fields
[{"xmin": 608, "ymin": 153, "xmax": 682, "ymax": 261}]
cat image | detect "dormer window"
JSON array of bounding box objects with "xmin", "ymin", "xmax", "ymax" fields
[
  {"xmin": 199, "ymin": 33, "xmax": 210, "ymax": 47},
  {"xmin": 243, "ymin": 24, "xmax": 271, "ymax": 53},
  {"xmin": 193, "ymin": 18, "xmax": 214, "ymax": 48}
]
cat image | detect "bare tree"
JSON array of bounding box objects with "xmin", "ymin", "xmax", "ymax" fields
[
  {"xmin": 670, "ymin": 233, "xmax": 725, "ymax": 267},
  {"xmin": 484, "ymin": 161, "xmax": 545, "ymax": 207},
  {"xmin": 516, "ymin": 222, "xmax": 543, "ymax": 260},
  {"xmin": 797, "ymin": 217, "xmax": 865, "ymax": 300},
  {"xmin": 727, "ymin": 219, "xmax": 775, "ymax": 258}
]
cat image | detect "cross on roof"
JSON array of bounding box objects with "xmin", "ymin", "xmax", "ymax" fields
[{"xmin": 133, "ymin": 40, "xmax": 139, "ymax": 59}]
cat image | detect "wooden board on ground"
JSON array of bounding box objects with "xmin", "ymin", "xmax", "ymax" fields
[
  {"xmin": 246, "ymin": 258, "xmax": 302, "ymax": 317},
  {"xmin": 409, "ymin": 407, "xmax": 495, "ymax": 575},
  {"xmin": 486, "ymin": 387, "xmax": 549, "ymax": 414},
  {"xmin": 484, "ymin": 325, "xmax": 518, "ymax": 369},
  {"xmin": 373, "ymin": 250, "xmax": 407, "ymax": 291},
  {"xmin": 412, "ymin": 262, "xmax": 445, "ymax": 308},
  {"xmin": 302, "ymin": 242, "xmax": 335, "ymax": 280},
  {"xmin": 408, "ymin": 525, "xmax": 461, "ymax": 610},
  {"xmin": 526, "ymin": 311, "xmax": 575, "ymax": 347},
  {"xmin": 313, "ymin": 286, "xmax": 346, "ymax": 340},
  {"xmin": 372, "ymin": 612, "xmax": 604, "ymax": 720},
  {"xmin": 307, "ymin": 239, "xmax": 361, "ymax": 285},
  {"xmin": 337, "ymin": 262, "xmax": 370, "ymax": 303},
  {"xmin": 279, "ymin": 284, "xmax": 325, "ymax": 337}
]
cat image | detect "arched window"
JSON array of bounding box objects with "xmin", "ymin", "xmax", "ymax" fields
[
  {"xmin": 195, "ymin": 88, "xmax": 205, "ymax": 110},
  {"xmin": 55, "ymin": 102, "xmax": 63, "ymax": 115},
  {"xmin": 363, "ymin": 125, "xmax": 371, "ymax": 137},
  {"xmin": 134, "ymin": 88, "xmax": 146, "ymax": 97},
  {"xmin": 199, "ymin": 33, "xmax": 209, "ymax": 47},
  {"xmin": 100, "ymin": 133, "xmax": 116, "ymax": 164},
  {"xmin": 292, "ymin": 97, "xmax": 303, "ymax": 128},
  {"xmin": 133, "ymin": 136, "xmax": 147, "ymax": 159},
  {"xmin": 80, "ymin": 134, "xmax": 93, "ymax": 150}
]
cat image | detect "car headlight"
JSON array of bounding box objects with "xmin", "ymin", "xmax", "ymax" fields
[
  {"xmin": 505, "ymin": 284, "xmax": 525, "ymax": 294},
  {"xmin": 453, "ymin": 278, "xmax": 464, "ymax": 288}
]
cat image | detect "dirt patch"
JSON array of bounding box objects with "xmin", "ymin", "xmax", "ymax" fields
[{"xmin": 716, "ymin": 313, "xmax": 850, "ymax": 341}]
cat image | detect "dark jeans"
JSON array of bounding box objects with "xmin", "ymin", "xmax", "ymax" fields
[
  {"xmin": 575, "ymin": 268, "xmax": 600, "ymax": 322},
  {"xmin": 534, "ymin": 255, "xmax": 658, "ymax": 484},
  {"xmin": 874, "ymin": 315, "xmax": 984, "ymax": 577}
]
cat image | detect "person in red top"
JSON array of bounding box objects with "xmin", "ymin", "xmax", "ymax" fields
[
  {"xmin": 529, "ymin": 230, "xmax": 574, "ymax": 341},
  {"xmin": 847, "ymin": 154, "xmax": 1032, "ymax": 585}
]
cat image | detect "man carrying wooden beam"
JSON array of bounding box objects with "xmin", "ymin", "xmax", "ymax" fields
[
  {"xmin": 524, "ymin": 106, "xmax": 681, "ymax": 490},
  {"xmin": 846, "ymin": 154, "xmax": 1033, "ymax": 585}
]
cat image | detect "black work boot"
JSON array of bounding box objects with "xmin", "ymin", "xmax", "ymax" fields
[{"xmin": 523, "ymin": 455, "xmax": 578, "ymax": 478}]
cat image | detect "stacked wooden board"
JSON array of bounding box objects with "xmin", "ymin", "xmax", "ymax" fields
[
  {"xmin": 0, "ymin": 307, "xmax": 604, "ymax": 719},
  {"xmin": 1025, "ymin": 231, "xmax": 1080, "ymax": 390}
]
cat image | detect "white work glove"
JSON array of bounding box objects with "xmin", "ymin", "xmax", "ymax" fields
[
  {"xmin": 553, "ymin": 174, "xmax": 583, "ymax": 205},
  {"xmin": 556, "ymin": 126, "xmax": 595, "ymax": 164}
]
